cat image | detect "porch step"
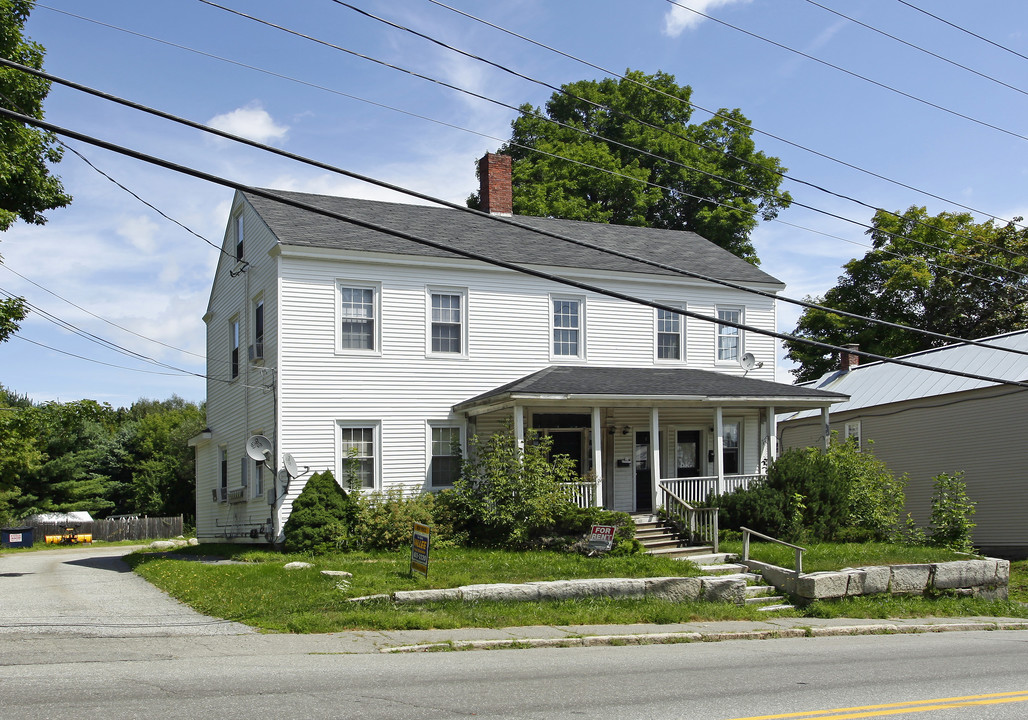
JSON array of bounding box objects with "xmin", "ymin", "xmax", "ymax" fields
[{"xmin": 631, "ymin": 513, "xmax": 715, "ymax": 559}]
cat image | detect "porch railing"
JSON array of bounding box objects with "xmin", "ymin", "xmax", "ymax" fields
[
  {"xmin": 657, "ymin": 473, "xmax": 765, "ymax": 504},
  {"xmin": 561, "ymin": 481, "xmax": 596, "ymax": 509},
  {"xmin": 658, "ymin": 485, "xmax": 719, "ymax": 553}
]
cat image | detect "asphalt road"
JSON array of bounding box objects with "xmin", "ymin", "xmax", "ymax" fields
[{"xmin": 0, "ymin": 544, "xmax": 253, "ymax": 637}]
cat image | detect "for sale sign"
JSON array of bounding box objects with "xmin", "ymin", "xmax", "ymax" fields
[
  {"xmin": 587, "ymin": 524, "xmax": 616, "ymax": 551},
  {"xmin": 410, "ymin": 522, "xmax": 431, "ymax": 577}
]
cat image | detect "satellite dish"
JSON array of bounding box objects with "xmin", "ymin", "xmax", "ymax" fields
[
  {"xmin": 246, "ymin": 435, "xmax": 273, "ymax": 462},
  {"xmin": 740, "ymin": 352, "xmax": 762, "ymax": 371},
  {"xmin": 282, "ymin": 452, "xmax": 299, "ymax": 479}
]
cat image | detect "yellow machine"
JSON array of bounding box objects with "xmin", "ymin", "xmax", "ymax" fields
[{"xmin": 44, "ymin": 527, "xmax": 93, "ymax": 544}]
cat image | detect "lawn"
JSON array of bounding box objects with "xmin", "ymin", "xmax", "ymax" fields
[{"xmin": 125, "ymin": 543, "xmax": 1028, "ymax": 633}]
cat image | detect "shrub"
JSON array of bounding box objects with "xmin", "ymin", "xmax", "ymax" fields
[
  {"xmin": 283, "ymin": 470, "xmax": 353, "ymax": 554},
  {"xmin": 927, "ymin": 471, "xmax": 976, "ymax": 552},
  {"xmin": 350, "ymin": 488, "xmax": 445, "ymax": 551},
  {"xmin": 717, "ymin": 437, "xmax": 906, "ymax": 543},
  {"xmin": 444, "ymin": 423, "xmax": 583, "ymax": 547}
]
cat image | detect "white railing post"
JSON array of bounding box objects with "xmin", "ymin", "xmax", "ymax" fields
[
  {"xmin": 714, "ymin": 406, "xmax": 724, "ymax": 496},
  {"xmin": 514, "ymin": 404, "xmax": 525, "ymax": 451}
]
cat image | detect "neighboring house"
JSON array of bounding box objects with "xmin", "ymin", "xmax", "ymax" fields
[
  {"xmin": 779, "ymin": 331, "xmax": 1028, "ymax": 559},
  {"xmin": 190, "ymin": 154, "xmax": 845, "ymax": 543}
]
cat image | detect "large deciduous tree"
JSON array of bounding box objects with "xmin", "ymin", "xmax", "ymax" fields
[
  {"xmin": 470, "ymin": 69, "xmax": 791, "ymax": 264},
  {"xmin": 0, "ymin": 0, "xmax": 71, "ymax": 342},
  {"xmin": 785, "ymin": 206, "xmax": 1028, "ymax": 381}
]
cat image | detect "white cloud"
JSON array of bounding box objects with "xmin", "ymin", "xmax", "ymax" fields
[
  {"xmin": 207, "ymin": 102, "xmax": 289, "ymax": 145},
  {"xmin": 663, "ymin": 0, "xmax": 752, "ymax": 37},
  {"xmin": 116, "ymin": 215, "xmax": 161, "ymax": 253}
]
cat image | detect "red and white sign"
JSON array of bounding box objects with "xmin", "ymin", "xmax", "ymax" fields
[{"xmin": 587, "ymin": 524, "xmax": 616, "ymax": 550}]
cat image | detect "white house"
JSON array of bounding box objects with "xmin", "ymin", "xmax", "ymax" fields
[
  {"xmin": 191, "ymin": 154, "xmax": 845, "ymax": 543},
  {"xmin": 779, "ymin": 331, "xmax": 1028, "ymax": 559}
]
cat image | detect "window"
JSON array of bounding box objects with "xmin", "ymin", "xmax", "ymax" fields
[
  {"xmin": 844, "ymin": 420, "xmax": 861, "ymax": 450},
  {"xmin": 717, "ymin": 307, "xmax": 742, "ymax": 362},
  {"xmin": 340, "ymin": 425, "xmax": 376, "ymax": 489},
  {"xmin": 240, "ymin": 456, "xmax": 249, "ymax": 489},
  {"xmin": 656, "ymin": 307, "xmax": 684, "ymax": 360},
  {"xmin": 338, "ymin": 284, "xmax": 377, "ymax": 352},
  {"xmin": 430, "ymin": 291, "xmax": 464, "ymax": 354},
  {"xmin": 722, "ymin": 421, "xmax": 740, "ymax": 474},
  {"xmin": 253, "ymin": 299, "xmax": 264, "ymax": 360},
  {"xmin": 430, "ymin": 425, "xmax": 462, "ymax": 487},
  {"xmin": 219, "ymin": 447, "xmax": 228, "ymax": 490},
  {"xmin": 235, "ymin": 215, "xmax": 244, "ymax": 261},
  {"xmin": 230, "ymin": 319, "xmax": 240, "ymax": 379},
  {"xmin": 552, "ymin": 297, "xmax": 584, "ymax": 358},
  {"xmin": 253, "ymin": 459, "xmax": 264, "ymax": 496}
]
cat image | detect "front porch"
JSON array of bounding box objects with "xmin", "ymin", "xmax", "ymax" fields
[{"xmin": 453, "ymin": 366, "xmax": 848, "ymax": 549}]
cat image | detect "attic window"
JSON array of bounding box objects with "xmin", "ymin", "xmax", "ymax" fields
[{"xmin": 235, "ymin": 215, "xmax": 244, "ymax": 261}]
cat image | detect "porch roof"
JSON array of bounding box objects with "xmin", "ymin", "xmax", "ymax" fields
[{"xmin": 453, "ymin": 366, "xmax": 848, "ymax": 416}]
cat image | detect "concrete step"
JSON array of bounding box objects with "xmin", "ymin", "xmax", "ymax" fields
[
  {"xmin": 681, "ymin": 553, "xmax": 738, "ymax": 566},
  {"xmin": 756, "ymin": 603, "xmax": 796, "ymax": 612},
  {"xmin": 644, "ymin": 545, "xmax": 715, "ymax": 559},
  {"xmin": 693, "ymin": 562, "xmax": 750, "ymax": 574}
]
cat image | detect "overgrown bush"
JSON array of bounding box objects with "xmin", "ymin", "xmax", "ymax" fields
[
  {"xmin": 441, "ymin": 424, "xmax": 585, "ymax": 547},
  {"xmin": 927, "ymin": 471, "xmax": 976, "ymax": 552},
  {"xmin": 349, "ymin": 488, "xmax": 447, "ymax": 551},
  {"xmin": 283, "ymin": 470, "xmax": 353, "ymax": 554},
  {"xmin": 717, "ymin": 438, "xmax": 906, "ymax": 543}
]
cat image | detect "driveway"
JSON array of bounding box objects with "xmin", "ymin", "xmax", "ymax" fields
[{"xmin": 0, "ymin": 545, "xmax": 253, "ymax": 637}]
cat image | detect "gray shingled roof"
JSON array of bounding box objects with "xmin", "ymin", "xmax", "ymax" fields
[
  {"xmin": 454, "ymin": 366, "xmax": 847, "ymax": 413},
  {"xmin": 243, "ymin": 189, "xmax": 782, "ymax": 285}
]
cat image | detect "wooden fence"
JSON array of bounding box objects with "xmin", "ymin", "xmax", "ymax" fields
[{"xmin": 21, "ymin": 515, "xmax": 184, "ymax": 542}]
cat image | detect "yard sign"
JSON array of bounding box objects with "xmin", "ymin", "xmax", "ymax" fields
[
  {"xmin": 587, "ymin": 524, "xmax": 616, "ymax": 551},
  {"xmin": 410, "ymin": 522, "xmax": 431, "ymax": 577}
]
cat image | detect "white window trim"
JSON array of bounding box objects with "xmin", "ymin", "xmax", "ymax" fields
[
  {"xmin": 654, "ymin": 304, "xmax": 686, "ymax": 363},
  {"xmin": 425, "ymin": 286, "xmax": 469, "ymax": 358},
  {"xmin": 427, "ymin": 421, "xmax": 464, "ymax": 488},
  {"xmin": 234, "ymin": 213, "xmax": 244, "ymax": 262},
  {"xmin": 844, "ymin": 420, "xmax": 862, "ymax": 450},
  {"xmin": 251, "ymin": 295, "xmax": 265, "ymax": 364},
  {"xmin": 549, "ymin": 294, "xmax": 587, "ymax": 361},
  {"xmin": 716, "ymin": 306, "xmax": 744, "ymax": 364},
  {"xmin": 722, "ymin": 418, "xmax": 742, "ymax": 474},
  {"xmin": 335, "ymin": 280, "xmax": 381, "ymax": 356},
  {"xmin": 336, "ymin": 420, "xmax": 381, "ymax": 492},
  {"xmin": 229, "ymin": 317, "xmax": 241, "ymax": 380}
]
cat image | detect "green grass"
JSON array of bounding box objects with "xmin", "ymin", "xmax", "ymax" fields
[
  {"xmin": 719, "ymin": 540, "xmax": 972, "ymax": 573},
  {"xmin": 124, "ymin": 543, "xmax": 1028, "ymax": 633}
]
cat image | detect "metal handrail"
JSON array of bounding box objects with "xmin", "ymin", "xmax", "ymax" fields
[{"xmin": 740, "ymin": 526, "xmax": 806, "ymax": 577}]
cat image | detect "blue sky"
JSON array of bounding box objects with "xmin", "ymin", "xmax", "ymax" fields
[{"xmin": 1, "ymin": 0, "xmax": 1026, "ymax": 407}]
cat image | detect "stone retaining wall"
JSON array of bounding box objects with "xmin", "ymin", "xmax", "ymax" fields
[
  {"xmin": 743, "ymin": 558, "xmax": 1009, "ymax": 602},
  {"xmin": 388, "ymin": 575, "xmax": 749, "ymax": 605}
]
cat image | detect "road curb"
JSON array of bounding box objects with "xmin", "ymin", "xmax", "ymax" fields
[{"xmin": 380, "ymin": 620, "xmax": 1028, "ymax": 653}]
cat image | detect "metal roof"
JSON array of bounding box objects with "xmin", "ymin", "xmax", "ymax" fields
[
  {"xmin": 243, "ymin": 189, "xmax": 783, "ymax": 286},
  {"xmin": 788, "ymin": 330, "xmax": 1028, "ymax": 419}
]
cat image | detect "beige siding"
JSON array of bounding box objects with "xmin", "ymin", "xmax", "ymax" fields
[{"xmin": 780, "ymin": 386, "xmax": 1028, "ymax": 552}]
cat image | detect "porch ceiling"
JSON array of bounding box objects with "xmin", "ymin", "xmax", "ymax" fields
[{"xmin": 453, "ymin": 366, "xmax": 848, "ymax": 416}]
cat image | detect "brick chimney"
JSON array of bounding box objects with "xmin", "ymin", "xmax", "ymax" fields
[
  {"xmin": 839, "ymin": 343, "xmax": 860, "ymax": 372},
  {"xmin": 478, "ymin": 153, "xmax": 512, "ymax": 216}
]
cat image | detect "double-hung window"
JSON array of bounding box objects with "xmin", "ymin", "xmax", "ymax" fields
[
  {"xmin": 338, "ymin": 284, "xmax": 377, "ymax": 352},
  {"xmin": 253, "ymin": 299, "xmax": 264, "ymax": 361},
  {"xmin": 552, "ymin": 296, "xmax": 584, "ymax": 358},
  {"xmin": 235, "ymin": 215, "xmax": 244, "ymax": 261},
  {"xmin": 429, "ymin": 290, "xmax": 465, "ymax": 355},
  {"xmin": 230, "ymin": 318, "xmax": 240, "ymax": 379},
  {"xmin": 339, "ymin": 424, "xmax": 377, "ymax": 490},
  {"xmin": 430, "ymin": 425, "xmax": 462, "ymax": 487},
  {"xmin": 722, "ymin": 421, "xmax": 741, "ymax": 474},
  {"xmin": 716, "ymin": 307, "xmax": 743, "ymax": 362},
  {"xmin": 219, "ymin": 447, "xmax": 228, "ymax": 491},
  {"xmin": 656, "ymin": 307, "xmax": 684, "ymax": 361}
]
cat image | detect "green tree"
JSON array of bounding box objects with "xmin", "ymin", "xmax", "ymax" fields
[
  {"xmin": 471, "ymin": 69, "xmax": 791, "ymax": 263},
  {"xmin": 786, "ymin": 206, "xmax": 1028, "ymax": 381},
  {"xmin": 283, "ymin": 470, "xmax": 353, "ymax": 554},
  {"xmin": 0, "ymin": 0, "xmax": 72, "ymax": 341}
]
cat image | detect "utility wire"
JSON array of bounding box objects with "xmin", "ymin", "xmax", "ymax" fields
[
  {"xmin": 662, "ymin": 0, "xmax": 1028, "ymax": 142},
  {"xmin": 425, "ymin": 0, "xmax": 1027, "ymax": 232},
  {"xmin": 33, "ymin": 5, "xmax": 1028, "ymax": 266},
  {"xmin": 801, "ymin": 0, "xmax": 1028, "ymax": 97},
  {"xmin": 895, "ymin": 0, "xmax": 1028, "ymax": 64},
  {"xmin": 3, "ymin": 57, "xmax": 1026, "ymax": 358},
  {"xmin": 3, "ymin": 104, "xmax": 1028, "ymax": 389},
  {"xmin": 195, "ymin": 1, "xmax": 1028, "ymax": 278}
]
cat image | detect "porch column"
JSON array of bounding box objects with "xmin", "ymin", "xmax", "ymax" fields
[
  {"xmin": 591, "ymin": 406, "xmax": 603, "ymax": 508},
  {"xmin": 514, "ymin": 404, "xmax": 525, "ymax": 450},
  {"xmin": 766, "ymin": 405, "xmax": 778, "ymax": 469},
  {"xmin": 650, "ymin": 406, "xmax": 661, "ymax": 512},
  {"xmin": 821, "ymin": 406, "xmax": 831, "ymax": 451},
  {"xmin": 714, "ymin": 405, "xmax": 724, "ymax": 496}
]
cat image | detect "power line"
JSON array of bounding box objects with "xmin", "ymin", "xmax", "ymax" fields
[
  {"xmin": 662, "ymin": 0, "xmax": 1028, "ymax": 142},
  {"xmin": 424, "ymin": 0, "xmax": 1027, "ymax": 232},
  {"xmin": 193, "ymin": 2, "xmax": 1028, "ymax": 278},
  {"xmin": 3, "ymin": 103, "xmax": 1027, "ymax": 389},
  {"xmin": 801, "ymin": 0, "xmax": 1028, "ymax": 97},
  {"xmin": 895, "ymin": 0, "xmax": 1028, "ymax": 64},
  {"xmin": 4, "ymin": 57, "xmax": 1026, "ymax": 359}
]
